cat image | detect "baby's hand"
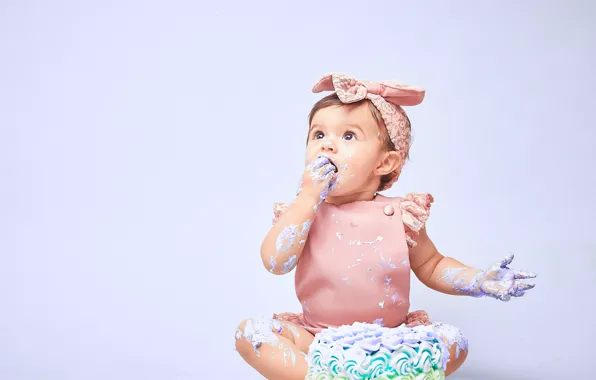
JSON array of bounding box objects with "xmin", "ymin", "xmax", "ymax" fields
[
  {"xmin": 296, "ymin": 155, "xmax": 337, "ymax": 205},
  {"xmin": 478, "ymin": 254, "xmax": 537, "ymax": 302}
]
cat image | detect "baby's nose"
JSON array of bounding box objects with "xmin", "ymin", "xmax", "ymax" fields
[{"xmin": 321, "ymin": 141, "xmax": 336, "ymax": 152}]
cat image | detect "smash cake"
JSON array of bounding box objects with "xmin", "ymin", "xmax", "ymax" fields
[{"xmin": 305, "ymin": 322, "xmax": 447, "ymax": 380}]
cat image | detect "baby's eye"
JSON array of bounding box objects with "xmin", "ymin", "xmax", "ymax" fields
[
  {"xmin": 343, "ymin": 132, "xmax": 356, "ymax": 141},
  {"xmin": 314, "ymin": 132, "xmax": 325, "ymax": 139}
]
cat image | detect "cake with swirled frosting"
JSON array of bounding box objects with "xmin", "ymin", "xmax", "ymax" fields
[{"xmin": 305, "ymin": 322, "xmax": 447, "ymax": 380}]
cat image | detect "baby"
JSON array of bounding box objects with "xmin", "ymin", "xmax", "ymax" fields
[{"xmin": 234, "ymin": 73, "xmax": 537, "ymax": 379}]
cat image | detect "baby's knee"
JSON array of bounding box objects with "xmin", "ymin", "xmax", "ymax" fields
[
  {"xmin": 433, "ymin": 323, "xmax": 469, "ymax": 356},
  {"xmin": 234, "ymin": 317, "xmax": 284, "ymax": 356},
  {"xmin": 234, "ymin": 318, "xmax": 254, "ymax": 355},
  {"xmin": 433, "ymin": 323, "xmax": 468, "ymax": 375}
]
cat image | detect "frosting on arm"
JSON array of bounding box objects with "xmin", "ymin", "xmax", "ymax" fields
[
  {"xmin": 264, "ymin": 198, "xmax": 317, "ymax": 275},
  {"xmin": 272, "ymin": 202, "xmax": 289, "ymax": 225}
]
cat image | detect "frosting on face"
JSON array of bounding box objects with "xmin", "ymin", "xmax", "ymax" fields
[{"xmin": 306, "ymin": 322, "xmax": 447, "ymax": 380}]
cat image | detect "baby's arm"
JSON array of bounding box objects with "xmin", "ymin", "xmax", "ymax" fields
[
  {"xmin": 409, "ymin": 230, "xmax": 482, "ymax": 296},
  {"xmin": 260, "ymin": 193, "xmax": 319, "ymax": 275},
  {"xmin": 260, "ymin": 156, "xmax": 336, "ymax": 275},
  {"xmin": 409, "ymin": 227, "xmax": 536, "ymax": 301}
]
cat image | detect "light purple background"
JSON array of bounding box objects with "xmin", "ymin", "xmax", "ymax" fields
[{"xmin": 2, "ymin": 1, "xmax": 594, "ymax": 379}]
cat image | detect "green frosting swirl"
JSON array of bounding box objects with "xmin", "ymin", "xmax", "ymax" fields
[
  {"xmin": 306, "ymin": 329, "xmax": 447, "ymax": 380},
  {"xmin": 305, "ymin": 322, "xmax": 449, "ymax": 380},
  {"xmin": 307, "ymin": 343, "xmax": 445, "ymax": 379}
]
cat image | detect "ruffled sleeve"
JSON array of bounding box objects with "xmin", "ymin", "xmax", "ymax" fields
[
  {"xmin": 400, "ymin": 192, "xmax": 434, "ymax": 247},
  {"xmin": 272, "ymin": 202, "xmax": 289, "ymax": 225}
]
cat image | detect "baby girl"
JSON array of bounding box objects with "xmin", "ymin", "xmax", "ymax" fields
[{"xmin": 234, "ymin": 73, "xmax": 537, "ymax": 379}]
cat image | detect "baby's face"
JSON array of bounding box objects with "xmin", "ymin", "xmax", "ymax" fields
[{"xmin": 306, "ymin": 103, "xmax": 386, "ymax": 197}]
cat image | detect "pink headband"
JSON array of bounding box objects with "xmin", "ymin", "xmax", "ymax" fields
[{"xmin": 312, "ymin": 73, "xmax": 425, "ymax": 191}]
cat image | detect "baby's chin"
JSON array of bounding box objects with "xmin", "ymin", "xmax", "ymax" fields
[{"xmin": 326, "ymin": 184, "xmax": 367, "ymax": 201}]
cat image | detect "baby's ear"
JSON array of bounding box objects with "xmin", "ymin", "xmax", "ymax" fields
[{"xmin": 376, "ymin": 150, "xmax": 401, "ymax": 176}]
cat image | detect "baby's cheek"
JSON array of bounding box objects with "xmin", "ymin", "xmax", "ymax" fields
[
  {"xmin": 339, "ymin": 148, "xmax": 356, "ymax": 167},
  {"xmin": 337, "ymin": 162, "xmax": 361, "ymax": 184}
]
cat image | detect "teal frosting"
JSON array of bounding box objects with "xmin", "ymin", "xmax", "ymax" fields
[{"xmin": 305, "ymin": 322, "xmax": 447, "ymax": 380}]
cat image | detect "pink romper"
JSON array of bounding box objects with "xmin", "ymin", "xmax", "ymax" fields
[{"xmin": 272, "ymin": 193, "xmax": 433, "ymax": 335}]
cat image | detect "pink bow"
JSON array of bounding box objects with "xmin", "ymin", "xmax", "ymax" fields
[
  {"xmin": 310, "ymin": 73, "xmax": 426, "ymax": 191},
  {"xmin": 312, "ymin": 73, "xmax": 425, "ymax": 106}
]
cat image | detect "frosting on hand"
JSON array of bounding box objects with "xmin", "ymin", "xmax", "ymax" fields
[{"xmin": 440, "ymin": 254, "xmax": 537, "ymax": 301}]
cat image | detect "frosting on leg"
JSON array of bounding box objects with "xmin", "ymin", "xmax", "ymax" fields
[
  {"xmin": 432, "ymin": 323, "xmax": 469, "ymax": 376},
  {"xmin": 234, "ymin": 317, "xmax": 313, "ymax": 379}
]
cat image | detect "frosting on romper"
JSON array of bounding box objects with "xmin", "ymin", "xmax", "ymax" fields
[{"xmin": 271, "ymin": 193, "xmax": 433, "ymax": 335}]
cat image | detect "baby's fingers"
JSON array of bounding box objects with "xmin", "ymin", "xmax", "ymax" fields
[
  {"xmin": 308, "ymin": 155, "xmax": 330, "ymax": 170},
  {"xmin": 322, "ymin": 170, "xmax": 337, "ymax": 186},
  {"xmin": 499, "ymin": 254, "xmax": 514, "ymax": 269},
  {"xmin": 509, "ymin": 282, "xmax": 535, "ymax": 297},
  {"xmin": 513, "ymin": 270, "xmax": 537, "ymax": 280},
  {"xmin": 322, "ymin": 163, "xmax": 337, "ymax": 176}
]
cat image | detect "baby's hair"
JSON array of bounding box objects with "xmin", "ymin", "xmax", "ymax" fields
[{"xmin": 307, "ymin": 93, "xmax": 411, "ymax": 191}]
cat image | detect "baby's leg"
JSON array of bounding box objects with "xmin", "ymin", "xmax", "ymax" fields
[
  {"xmin": 432, "ymin": 323, "xmax": 469, "ymax": 376},
  {"xmin": 235, "ymin": 317, "xmax": 314, "ymax": 380}
]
